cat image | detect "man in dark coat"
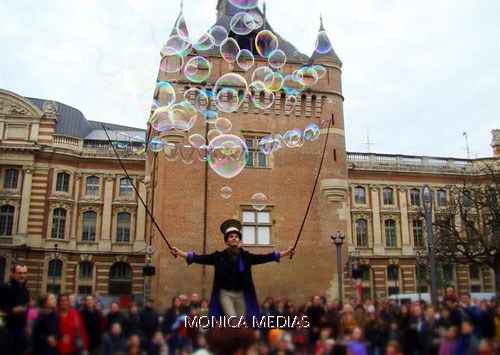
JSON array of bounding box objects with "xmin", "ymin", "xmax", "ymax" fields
[
  {"xmin": 139, "ymin": 298, "xmax": 159, "ymax": 348},
  {"xmin": 0, "ymin": 264, "xmax": 30, "ymax": 354},
  {"xmin": 80, "ymin": 294, "xmax": 105, "ymax": 355},
  {"xmin": 171, "ymin": 219, "xmax": 294, "ymax": 322}
]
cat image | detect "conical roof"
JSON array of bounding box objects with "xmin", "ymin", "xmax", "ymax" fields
[{"xmin": 310, "ymin": 16, "xmax": 341, "ymax": 63}]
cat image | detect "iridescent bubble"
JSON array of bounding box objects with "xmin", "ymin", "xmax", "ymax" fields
[
  {"xmin": 282, "ymin": 75, "xmax": 305, "ymax": 96},
  {"xmin": 220, "ymin": 38, "xmax": 240, "ymax": 63},
  {"xmin": 213, "ymin": 73, "xmax": 248, "ymax": 113},
  {"xmin": 268, "ymin": 49, "xmax": 287, "ymax": 69},
  {"xmin": 252, "ymin": 66, "xmax": 273, "ymax": 83},
  {"xmin": 168, "ymin": 100, "xmax": 198, "ymax": 131},
  {"xmin": 303, "ymin": 123, "xmax": 320, "ymax": 141},
  {"xmin": 184, "ymin": 56, "xmax": 212, "ymax": 83},
  {"xmin": 251, "ymin": 193, "xmax": 268, "ymax": 211},
  {"xmin": 154, "ymin": 81, "xmax": 176, "ymax": 107},
  {"xmin": 193, "ymin": 32, "xmax": 215, "ymax": 51},
  {"xmin": 204, "ymin": 110, "xmax": 219, "ymax": 124},
  {"xmin": 197, "ymin": 145, "xmax": 209, "ymax": 161},
  {"xmin": 221, "ymin": 186, "xmax": 233, "ymax": 199},
  {"xmin": 313, "ymin": 64, "xmax": 327, "ymax": 79},
  {"xmin": 236, "ymin": 49, "xmax": 255, "ymax": 71},
  {"xmin": 314, "ymin": 31, "xmax": 333, "ymax": 54},
  {"xmin": 255, "ymin": 30, "xmax": 278, "ymax": 58},
  {"xmin": 284, "ymin": 95, "xmax": 297, "ymax": 115},
  {"xmin": 209, "ymin": 25, "xmax": 228, "ymax": 46},
  {"xmin": 179, "ymin": 144, "xmax": 195, "ymax": 164},
  {"xmin": 258, "ymin": 136, "xmax": 274, "ymax": 155},
  {"xmin": 159, "ymin": 53, "xmax": 184, "ymax": 73},
  {"xmin": 228, "ymin": 0, "xmax": 259, "ymax": 9},
  {"xmin": 244, "ymin": 12, "xmax": 264, "ymax": 31},
  {"xmin": 249, "ymin": 81, "xmax": 275, "ymax": 110},
  {"xmin": 207, "ymin": 134, "xmax": 248, "ymax": 179},
  {"xmin": 207, "ymin": 129, "xmax": 221, "ymax": 142},
  {"xmin": 263, "ymin": 72, "xmax": 283, "ymax": 92},
  {"xmin": 298, "ymin": 66, "xmax": 319, "ymax": 87},
  {"xmin": 272, "ymin": 134, "xmax": 284, "ymax": 152},
  {"xmin": 161, "ymin": 35, "xmax": 192, "ymax": 56},
  {"xmin": 230, "ymin": 12, "xmax": 254, "ymax": 35},
  {"xmin": 151, "ymin": 106, "xmax": 173, "ymax": 132},
  {"xmin": 284, "ymin": 128, "xmax": 304, "ymax": 148},
  {"xmin": 184, "ymin": 88, "xmax": 210, "ymax": 113},
  {"xmin": 163, "ymin": 142, "xmax": 179, "ymax": 161},
  {"xmin": 215, "ymin": 117, "xmax": 233, "ymax": 133},
  {"xmin": 149, "ymin": 136, "xmax": 164, "ymax": 152},
  {"xmin": 189, "ymin": 134, "xmax": 206, "ymax": 149}
]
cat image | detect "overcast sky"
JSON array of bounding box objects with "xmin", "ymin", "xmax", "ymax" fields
[{"xmin": 1, "ymin": 0, "xmax": 498, "ymax": 158}]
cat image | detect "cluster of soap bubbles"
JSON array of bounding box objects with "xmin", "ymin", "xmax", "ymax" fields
[{"xmin": 117, "ymin": 0, "xmax": 331, "ymax": 185}]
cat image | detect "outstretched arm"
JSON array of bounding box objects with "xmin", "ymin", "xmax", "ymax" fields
[
  {"xmin": 170, "ymin": 247, "xmax": 188, "ymax": 259},
  {"xmin": 280, "ymin": 246, "xmax": 295, "ymax": 258}
]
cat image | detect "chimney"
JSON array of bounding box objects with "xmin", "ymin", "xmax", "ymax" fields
[{"xmin": 492, "ymin": 129, "xmax": 500, "ymax": 157}]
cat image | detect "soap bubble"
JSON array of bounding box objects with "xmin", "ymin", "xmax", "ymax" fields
[
  {"xmin": 230, "ymin": 12, "xmax": 254, "ymax": 35},
  {"xmin": 215, "ymin": 117, "xmax": 233, "ymax": 133},
  {"xmin": 298, "ymin": 66, "xmax": 319, "ymax": 87},
  {"xmin": 314, "ymin": 31, "xmax": 333, "ymax": 54},
  {"xmin": 189, "ymin": 134, "xmax": 206, "ymax": 149},
  {"xmin": 255, "ymin": 30, "xmax": 278, "ymax": 58},
  {"xmin": 263, "ymin": 72, "xmax": 283, "ymax": 92},
  {"xmin": 159, "ymin": 53, "xmax": 184, "ymax": 73},
  {"xmin": 220, "ymin": 38, "xmax": 240, "ymax": 63},
  {"xmin": 251, "ymin": 193, "xmax": 268, "ymax": 211},
  {"xmin": 221, "ymin": 186, "xmax": 233, "ymax": 199},
  {"xmin": 184, "ymin": 56, "xmax": 211, "ymax": 83},
  {"xmin": 163, "ymin": 142, "xmax": 179, "ymax": 161},
  {"xmin": 303, "ymin": 123, "xmax": 320, "ymax": 141},
  {"xmin": 213, "ymin": 73, "xmax": 248, "ymax": 113},
  {"xmin": 154, "ymin": 81, "xmax": 176, "ymax": 108},
  {"xmin": 236, "ymin": 49, "xmax": 255, "ymax": 71},
  {"xmin": 193, "ymin": 32, "xmax": 215, "ymax": 51},
  {"xmin": 228, "ymin": 0, "xmax": 259, "ymax": 10},
  {"xmin": 268, "ymin": 49, "xmax": 286, "ymax": 69},
  {"xmin": 282, "ymin": 75, "xmax": 305, "ymax": 96},
  {"xmin": 207, "ymin": 134, "xmax": 248, "ymax": 179},
  {"xmin": 209, "ymin": 25, "xmax": 228, "ymax": 46},
  {"xmin": 284, "ymin": 128, "xmax": 304, "ymax": 148},
  {"xmin": 313, "ymin": 64, "xmax": 327, "ymax": 79},
  {"xmin": 149, "ymin": 136, "xmax": 164, "ymax": 152}
]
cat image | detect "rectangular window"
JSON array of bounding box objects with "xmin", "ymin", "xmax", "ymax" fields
[
  {"xmin": 3, "ymin": 169, "xmax": 19, "ymax": 189},
  {"xmin": 410, "ymin": 189, "xmax": 420, "ymax": 206},
  {"xmin": 385, "ymin": 220, "xmax": 397, "ymax": 247},
  {"xmin": 79, "ymin": 263, "xmax": 94, "ymax": 279},
  {"xmin": 56, "ymin": 172, "xmax": 70, "ymax": 192},
  {"xmin": 356, "ymin": 219, "xmax": 369, "ymax": 247},
  {"xmin": 383, "ymin": 188, "xmax": 394, "ymax": 205},
  {"xmin": 241, "ymin": 209, "xmax": 272, "ymax": 245},
  {"xmin": 82, "ymin": 211, "xmax": 97, "ymax": 242},
  {"xmin": 78, "ymin": 285, "xmax": 93, "ymax": 295},
  {"xmin": 46, "ymin": 284, "xmax": 61, "ymax": 294},
  {"xmin": 85, "ymin": 176, "xmax": 100, "ymax": 196},
  {"xmin": 244, "ymin": 135, "xmax": 269, "ymax": 168},
  {"xmin": 437, "ymin": 190, "xmax": 447, "ymax": 207},
  {"xmin": 116, "ymin": 213, "xmax": 131, "ymax": 243},
  {"xmin": 51, "ymin": 209, "xmax": 66, "ymax": 240},
  {"xmin": 354, "ymin": 187, "xmax": 366, "ymax": 204},
  {"xmin": 412, "ymin": 220, "xmax": 424, "ymax": 247},
  {"xmin": 119, "ymin": 178, "xmax": 133, "ymax": 196},
  {"xmin": 0, "ymin": 205, "xmax": 15, "ymax": 236}
]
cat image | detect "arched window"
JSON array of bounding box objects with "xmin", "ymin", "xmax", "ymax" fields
[
  {"xmin": 410, "ymin": 188, "xmax": 421, "ymax": 206},
  {"xmin": 116, "ymin": 212, "xmax": 131, "ymax": 243},
  {"xmin": 3, "ymin": 169, "xmax": 19, "ymax": 189},
  {"xmin": 85, "ymin": 176, "xmax": 100, "ymax": 196},
  {"xmin": 387, "ymin": 265, "xmax": 400, "ymax": 295},
  {"xmin": 383, "ymin": 187, "xmax": 394, "ymax": 205},
  {"xmin": 82, "ymin": 211, "xmax": 97, "ymax": 242},
  {"xmin": 385, "ymin": 220, "xmax": 397, "ymax": 247},
  {"xmin": 119, "ymin": 178, "xmax": 133, "ymax": 196},
  {"xmin": 355, "ymin": 219, "xmax": 369, "ymax": 247},
  {"xmin": 51, "ymin": 208, "xmax": 67, "ymax": 239},
  {"xmin": 354, "ymin": 186, "xmax": 366, "ymax": 204},
  {"xmin": 56, "ymin": 172, "xmax": 70, "ymax": 192},
  {"xmin": 108, "ymin": 262, "xmax": 133, "ymax": 295},
  {"xmin": 0, "ymin": 205, "xmax": 15, "ymax": 236}
]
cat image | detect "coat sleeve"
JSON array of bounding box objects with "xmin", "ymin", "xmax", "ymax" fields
[
  {"xmin": 187, "ymin": 251, "xmax": 217, "ymax": 265},
  {"xmin": 249, "ymin": 251, "xmax": 281, "ymax": 265}
]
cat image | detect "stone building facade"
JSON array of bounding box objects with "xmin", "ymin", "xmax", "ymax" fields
[{"xmin": 0, "ymin": 88, "xmax": 147, "ymax": 300}]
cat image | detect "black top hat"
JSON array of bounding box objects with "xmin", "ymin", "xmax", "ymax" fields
[{"xmin": 220, "ymin": 219, "xmax": 242, "ymax": 242}]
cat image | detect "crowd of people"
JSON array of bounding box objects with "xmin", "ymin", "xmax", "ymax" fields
[{"xmin": 1, "ymin": 264, "xmax": 500, "ymax": 354}]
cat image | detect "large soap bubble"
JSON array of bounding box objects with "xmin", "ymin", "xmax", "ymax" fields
[
  {"xmin": 184, "ymin": 56, "xmax": 211, "ymax": 83},
  {"xmin": 230, "ymin": 12, "xmax": 254, "ymax": 35},
  {"xmin": 220, "ymin": 38, "xmax": 240, "ymax": 63},
  {"xmin": 154, "ymin": 81, "xmax": 176, "ymax": 107},
  {"xmin": 314, "ymin": 31, "xmax": 333, "ymax": 54},
  {"xmin": 168, "ymin": 100, "xmax": 198, "ymax": 131},
  {"xmin": 209, "ymin": 26, "xmax": 228, "ymax": 46},
  {"xmin": 268, "ymin": 49, "xmax": 286, "ymax": 69},
  {"xmin": 251, "ymin": 193, "xmax": 268, "ymax": 211},
  {"xmin": 236, "ymin": 49, "xmax": 255, "ymax": 71},
  {"xmin": 282, "ymin": 75, "xmax": 305, "ymax": 96},
  {"xmin": 228, "ymin": 0, "xmax": 259, "ymax": 10},
  {"xmin": 213, "ymin": 73, "xmax": 248, "ymax": 113},
  {"xmin": 255, "ymin": 30, "xmax": 278, "ymax": 58},
  {"xmin": 207, "ymin": 134, "xmax": 248, "ymax": 179},
  {"xmin": 303, "ymin": 123, "xmax": 320, "ymax": 141}
]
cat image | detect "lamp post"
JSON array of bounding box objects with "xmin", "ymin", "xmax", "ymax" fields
[
  {"xmin": 416, "ymin": 251, "xmax": 421, "ymax": 304},
  {"xmin": 331, "ymin": 231, "xmax": 345, "ymax": 306},
  {"xmin": 422, "ymin": 184, "xmax": 438, "ymax": 308}
]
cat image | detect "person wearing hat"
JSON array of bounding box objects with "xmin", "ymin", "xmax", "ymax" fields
[{"xmin": 170, "ymin": 219, "xmax": 295, "ymax": 322}]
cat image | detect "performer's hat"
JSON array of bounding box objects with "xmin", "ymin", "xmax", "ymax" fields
[{"xmin": 221, "ymin": 219, "xmax": 242, "ymax": 242}]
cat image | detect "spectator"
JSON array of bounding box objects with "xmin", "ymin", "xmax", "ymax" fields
[
  {"xmin": 80, "ymin": 294, "xmax": 105, "ymax": 355},
  {"xmin": 57, "ymin": 293, "xmax": 89, "ymax": 355},
  {"xmin": 105, "ymin": 302, "xmax": 126, "ymax": 332},
  {"xmin": 307, "ymin": 295, "xmax": 326, "ymax": 350},
  {"xmin": 438, "ymin": 325, "xmax": 458, "ymax": 355},
  {"xmin": 206, "ymin": 327, "xmax": 257, "ymax": 355},
  {"xmin": 347, "ymin": 327, "xmax": 368, "ymax": 355},
  {"xmin": 456, "ymin": 320, "xmax": 480, "ymax": 355},
  {"xmin": 99, "ymin": 322, "xmax": 127, "ymax": 355},
  {"xmin": 0, "ymin": 264, "xmax": 30, "ymax": 354},
  {"xmin": 32, "ymin": 293, "xmax": 59, "ymax": 355},
  {"xmin": 123, "ymin": 302, "xmax": 141, "ymax": 338},
  {"xmin": 139, "ymin": 298, "xmax": 160, "ymax": 348}
]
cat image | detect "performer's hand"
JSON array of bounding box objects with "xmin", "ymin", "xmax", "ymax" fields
[
  {"xmin": 170, "ymin": 247, "xmax": 187, "ymax": 259},
  {"xmin": 281, "ymin": 246, "xmax": 295, "ymax": 257}
]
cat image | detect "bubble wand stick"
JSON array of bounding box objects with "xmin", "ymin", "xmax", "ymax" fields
[
  {"xmin": 290, "ymin": 117, "xmax": 332, "ymax": 259},
  {"xmin": 101, "ymin": 124, "xmax": 176, "ymax": 257}
]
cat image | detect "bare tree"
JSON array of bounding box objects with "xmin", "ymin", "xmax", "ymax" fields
[{"xmin": 432, "ymin": 162, "xmax": 500, "ymax": 296}]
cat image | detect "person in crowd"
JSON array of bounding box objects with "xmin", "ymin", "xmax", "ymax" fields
[
  {"xmin": 364, "ymin": 310, "xmax": 385, "ymax": 355},
  {"xmin": 307, "ymin": 295, "xmax": 326, "ymax": 350},
  {"xmin": 347, "ymin": 327, "xmax": 368, "ymax": 355},
  {"xmin": 106, "ymin": 302, "xmax": 126, "ymax": 332},
  {"xmin": 57, "ymin": 292, "xmax": 89, "ymax": 355},
  {"xmin": 127, "ymin": 334, "xmax": 142, "ymax": 355},
  {"xmin": 139, "ymin": 298, "xmax": 160, "ymax": 349},
  {"xmin": 170, "ymin": 219, "xmax": 294, "ymax": 321},
  {"xmin": 80, "ymin": 294, "xmax": 106, "ymax": 355},
  {"xmin": 206, "ymin": 327, "xmax": 257, "ymax": 355},
  {"xmin": 32, "ymin": 293, "xmax": 59, "ymax": 355},
  {"xmin": 0, "ymin": 264, "xmax": 30, "ymax": 354},
  {"xmin": 456, "ymin": 319, "xmax": 480, "ymax": 355},
  {"xmin": 99, "ymin": 321, "xmax": 127, "ymax": 355},
  {"xmin": 438, "ymin": 325, "xmax": 459, "ymax": 355},
  {"xmin": 123, "ymin": 302, "xmax": 141, "ymax": 339}
]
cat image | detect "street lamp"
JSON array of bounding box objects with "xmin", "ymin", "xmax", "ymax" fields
[
  {"xmin": 331, "ymin": 231, "xmax": 345, "ymax": 306},
  {"xmin": 416, "ymin": 251, "xmax": 421, "ymax": 304},
  {"xmin": 422, "ymin": 184, "xmax": 438, "ymax": 308}
]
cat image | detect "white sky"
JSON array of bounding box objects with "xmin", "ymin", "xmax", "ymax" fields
[{"xmin": 1, "ymin": 0, "xmax": 499, "ymax": 158}]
